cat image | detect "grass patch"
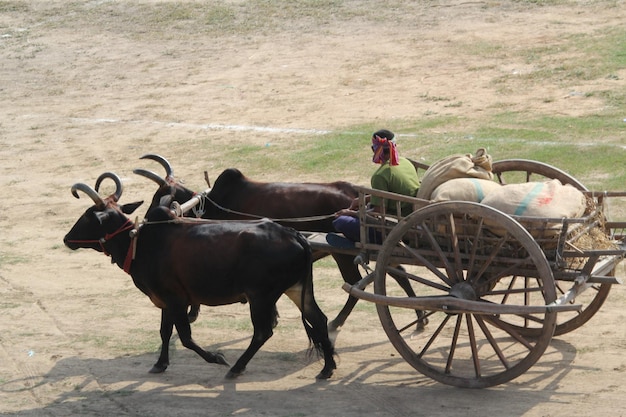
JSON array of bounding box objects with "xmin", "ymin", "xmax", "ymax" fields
[
  {"xmin": 0, "ymin": 251, "xmax": 29, "ymax": 266},
  {"xmin": 35, "ymin": 0, "xmax": 353, "ymax": 39},
  {"xmin": 315, "ymin": 111, "xmax": 626, "ymax": 191},
  {"xmin": 210, "ymin": 113, "xmax": 624, "ymax": 190},
  {"xmin": 289, "ymin": 133, "xmax": 365, "ymax": 174},
  {"xmin": 487, "ymin": 26, "xmax": 626, "ymax": 86},
  {"xmin": 0, "ymin": 0, "xmax": 29, "ymax": 13}
]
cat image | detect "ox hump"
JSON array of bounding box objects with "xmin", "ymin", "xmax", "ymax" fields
[{"xmin": 214, "ymin": 168, "xmax": 246, "ymax": 187}]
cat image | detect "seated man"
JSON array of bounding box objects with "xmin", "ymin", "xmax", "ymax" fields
[{"xmin": 333, "ymin": 129, "xmax": 420, "ymax": 242}]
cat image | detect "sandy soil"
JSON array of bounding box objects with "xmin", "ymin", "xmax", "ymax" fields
[{"xmin": 1, "ymin": 1, "xmax": 625, "ymax": 416}]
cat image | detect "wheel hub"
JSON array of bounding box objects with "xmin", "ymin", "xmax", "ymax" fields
[{"xmin": 449, "ymin": 282, "xmax": 477, "ymax": 301}]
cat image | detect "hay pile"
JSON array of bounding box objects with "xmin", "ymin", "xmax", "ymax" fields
[{"xmin": 567, "ymin": 226, "xmax": 619, "ymax": 270}]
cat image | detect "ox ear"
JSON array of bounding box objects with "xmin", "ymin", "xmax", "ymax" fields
[{"xmin": 121, "ymin": 201, "xmax": 143, "ymax": 215}]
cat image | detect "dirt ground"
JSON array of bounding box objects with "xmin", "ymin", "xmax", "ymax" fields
[{"xmin": 1, "ymin": 1, "xmax": 625, "ymax": 416}]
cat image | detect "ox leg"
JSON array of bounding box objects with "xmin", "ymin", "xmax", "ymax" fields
[
  {"xmin": 169, "ymin": 306, "xmax": 230, "ymax": 368},
  {"xmin": 327, "ymin": 253, "xmax": 362, "ymax": 331},
  {"xmin": 285, "ymin": 282, "xmax": 337, "ymax": 380},
  {"xmin": 150, "ymin": 309, "xmax": 173, "ymax": 373},
  {"xmin": 225, "ymin": 298, "xmax": 278, "ymax": 379}
]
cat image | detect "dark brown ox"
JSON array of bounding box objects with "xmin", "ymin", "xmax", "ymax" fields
[
  {"xmin": 134, "ymin": 154, "xmax": 366, "ymax": 331},
  {"xmin": 64, "ymin": 173, "xmax": 336, "ymax": 380}
]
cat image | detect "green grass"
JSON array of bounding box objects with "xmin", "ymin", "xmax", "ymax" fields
[
  {"xmin": 289, "ymin": 133, "xmax": 365, "ymax": 172},
  {"xmin": 198, "ymin": 112, "xmax": 625, "ymax": 191},
  {"xmin": 180, "ymin": 116, "xmax": 623, "ymax": 193}
]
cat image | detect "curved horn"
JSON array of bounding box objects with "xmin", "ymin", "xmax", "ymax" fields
[
  {"xmin": 94, "ymin": 172, "xmax": 123, "ymax": 202},
  {"xmin": 139, "ymin": 154, "xmax": 174, "ymax": 178},
  {"xmin": 71, "ymin": 183, "xmax": 105, "ymax": 208},
  {"xmin": 133, "ymin": 168, "xmax": 167, "ymax": 187}
]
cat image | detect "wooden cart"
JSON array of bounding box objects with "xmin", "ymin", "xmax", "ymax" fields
[{"xmin": 307, "ymin": 159, "xmax": 626, "ymax": 388}]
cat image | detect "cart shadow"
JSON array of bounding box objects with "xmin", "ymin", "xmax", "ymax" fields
[{"xmin": 1, "ymin": 338, "xmax": 585, "ymax": 417}]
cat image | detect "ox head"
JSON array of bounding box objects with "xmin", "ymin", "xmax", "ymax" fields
[
  {"xmin": 63, "ymin": 172, "xmax": 143, "ymax": 253},
  {"xmin": 133, "ymin": 154, "xmax": 197, "ymax": 211}
]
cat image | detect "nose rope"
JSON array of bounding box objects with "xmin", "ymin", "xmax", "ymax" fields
[{"xmin": 66, "ymin": 218, "xmax": 136, "ymax": 257}]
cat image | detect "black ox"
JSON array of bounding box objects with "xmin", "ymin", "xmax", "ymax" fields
[
  {"xmin": 133, "ymin": 154, "xmax": 366, "ymax": 331},
  {"xmin": 64, "ymin": 173, "xmax": 336, "ymax": 380}
]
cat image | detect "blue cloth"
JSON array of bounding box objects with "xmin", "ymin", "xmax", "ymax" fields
[
  {"xmin": 332, "ymin": 216, "xmax": 360, "ymax": 241},
  {"xmin": 332, "ymin": 215, "xmax": 382, "ymax": 243}
]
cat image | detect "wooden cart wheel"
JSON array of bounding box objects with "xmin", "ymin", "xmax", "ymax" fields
[
  {"xmin": 492, "ymin": 159, "xmax": 612, "ymax": 335},
  {"xmin": 374, "ymin": 201, "xmax": 557, "ymax": 388},
  {"xmin": 552, "ymin": 270, "xmax": 612, "ymax": 336},
  {"xmin": 492, "ymin": 159, "xmax": 587, "ymax": 191}
]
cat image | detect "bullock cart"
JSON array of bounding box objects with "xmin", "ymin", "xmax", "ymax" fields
[{"xmin": 304, "ymin": 159, "xmax": 626, "ymax": 388}]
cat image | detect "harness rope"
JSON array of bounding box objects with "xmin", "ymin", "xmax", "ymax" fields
[{"xmin": 198, "ymin": 192, "xmax": 337, "ymax": 223}]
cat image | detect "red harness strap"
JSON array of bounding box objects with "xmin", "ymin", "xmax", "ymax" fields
[
  {"xmin": 123, "ymin": 228, "xmax": 139, "ymax": 274},
  {"xmin": 66, "ymin": 218, "xmax": 136, "ymax": 273}
]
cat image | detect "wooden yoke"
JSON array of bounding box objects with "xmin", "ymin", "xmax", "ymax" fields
[{"xmin": 170, "ymin": 188, "xmax": 211, "ymax": 217}]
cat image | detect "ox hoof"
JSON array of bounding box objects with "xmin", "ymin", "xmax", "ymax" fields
[
  {"xmin": 214, "ymin": 352, "xmax": 230, "ymax": 367},
  {"xmin": 225, "ymin": 368, "xmax": 245, "ymax": 379},
  {"xmin": 415, "ymin": 315, "xmax": 429, "ymax": 331},
  {"xmin": 315, "ymin": 369, "xmax": 334, "ymax": 380},
  {"xmin": 149, "ymin": 363, "xmax": 168, "ymax": 374}
]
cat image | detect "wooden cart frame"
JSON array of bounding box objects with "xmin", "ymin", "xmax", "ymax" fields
[{"xmin": 308, "ymin": 159, "xmax": 625, "ymax": 388}]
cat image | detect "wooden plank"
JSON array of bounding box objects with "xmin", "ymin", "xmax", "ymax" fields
[{"xmin": 342, "ymin": 283, "xmax": 582, "ymax": 314}]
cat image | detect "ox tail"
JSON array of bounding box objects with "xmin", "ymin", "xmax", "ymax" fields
[
  {"xmin": 295, "ymin": 230, "xmax": 315, "ymax": 343},
  {"xmin": 293, "ymin": 230, "xmax": 335, "ymax": 363}
]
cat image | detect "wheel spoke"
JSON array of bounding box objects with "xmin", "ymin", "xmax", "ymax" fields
[
  {"xmin": 466, "ymin": 314, "xmax": 481, "ymax": 378},
  {"xmin": 447, "ymin": 212, "xmax": 464, "ymax": 282},
  {"xmin": 418, "ymin": 314, "xmax": 451, "ymax": 358},
  {"xmin": 475, "ymin": 315, "xmax": 510, "ymax": 369},
  {"xmin": 397, "ymin": 241, "xmax": 454, "ymax": 287},
  {"xmin": 478, "ymin": 298, "xmax": 547, "ymax": 325},
  {"xmin": 484, "ymin": 315, "xmax": 534, "ymax": 350},
  {"xmin": 445, "ymin": 315, "xmax": 463, "ymax": 374},
  {"xmin": 470, "ymin": 234, "xmax": 509, "ymax": 284},
  {"xmin": 472, "ymin": 257, "xmax": 535, "ymax": 294},
  {"xmin": 464, "ymin": 217, "xmax": 484, "ymax": 282},
  {"xmin": 386, "ymin": 265, "xmax": 449, "ymax": 292},
  {"xmin": 395, "ymin": 310, "xmax": 434, "ymax": 334},
  {"xmin": 523, "ymin": 277, "xmax": 531, "ymax": 327},
  {"xmin": 483, "ymin": 285, "xmax": 544, "ymax": 297},
  {"xmin": 420, "ymin": 220, "xmax": 460, "ymax": 285}
]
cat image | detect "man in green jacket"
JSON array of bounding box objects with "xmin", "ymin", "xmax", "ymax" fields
[{"xmin": 333, "ymin": 129, "xmax": 420, "ymax": 241}]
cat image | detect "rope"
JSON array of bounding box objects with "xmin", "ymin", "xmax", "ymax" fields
[
  {"xmin": 199, "ymin": 193, "xmax": 337, "ymax": 223},
  {"xmin": 191, "ymin": 193, "xmax": 206, "ymax": 218}
]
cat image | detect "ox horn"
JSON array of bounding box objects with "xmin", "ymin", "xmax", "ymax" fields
[
  {"xmin": 139, "ymin": 154, "xmax": 174, "ymax": 178},
  {"xmin": 94, "ymin": 172, "xmax": 123, "ymax": 202},
  {"xmin": 133, "ymin": 168, "xmax": 167, "ymax": 187},
  {"xmin": 71, "ymin": 183, "xmax": 105, "ymax": 208}
]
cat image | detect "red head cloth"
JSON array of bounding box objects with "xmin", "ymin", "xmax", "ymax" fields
[{"xmin": 372, "ymin": 135, "xmax": 399, "ymax": 166}]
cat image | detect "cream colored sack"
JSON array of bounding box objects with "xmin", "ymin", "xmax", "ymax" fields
[
  {"xmin": 430, "ymin": 178, "xmax": 502, "ymax": 202},
  {"xmin": 481, "ymin": 179, "xmax": 587, "ymax": 237},
  {"xmin": 417, "ymin": 148, "xmax": 494, "ymax": 200}
]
